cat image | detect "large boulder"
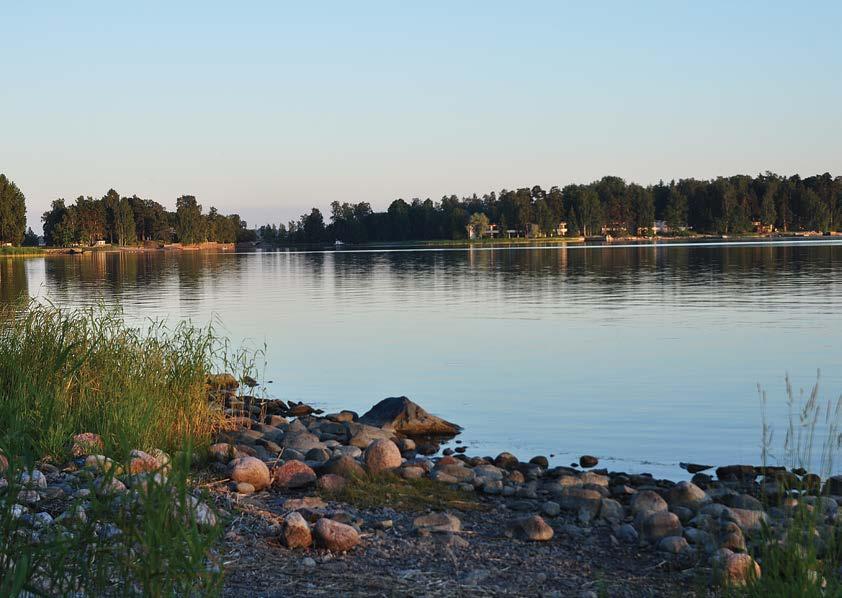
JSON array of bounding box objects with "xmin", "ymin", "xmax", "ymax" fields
[
  {"xmin": 229, "ymin": 456, "xmax": 271, "ymax": 491},
  {"xmin": 667, "ymin": 481, "xmax": 710, "ymax": 511},
  {"xmin": 364, "ymin": 439, "xmax": 402, "ymax": 474},
  {"xmin": 359, "ymin": 397, "xmax": 461, "ymax": 437}
]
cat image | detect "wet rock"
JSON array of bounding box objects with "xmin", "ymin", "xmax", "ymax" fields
[
  {"xmin": 229, "ymin": 456, "xmax": 271, "ymax": 491},
  {"xmin": 358, "ymin": 397, "xmax": 461, "ymax": 437},
  {"xmin": 413, "ymin": 512, "xmax": 461, "ymax": 534},
  {"xmin": 282, "ymin": 512, "xmax": 313, "ymax": 549},
  {"xmin": 273, "ymin": 460, "xmax": 317, "ymax": 488},
  {"xmin": 641, "ymin": 511, "xmax": 683, "ymax": 544},
  {"xmin": 508, "ymin": 515, "xmax": 554, "ymax": 541},
  {"xmin": 313, "ymin": 518, "xmax": 360, "ymax": 552},
  {"xmin": 364, "ymin": 439, "xmax": 402, "ymax": 474},
  {"xmin": 579, "ymin": 455, "xmax": 598, "ymax": 468},
  {"xmin": 680, "ymin": 462, "xmax": 713, "ymax": 474}
]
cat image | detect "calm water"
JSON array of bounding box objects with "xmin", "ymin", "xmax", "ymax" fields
[{"xmin": 2, "ymin": 240, "xmax": 842, "ymax": 478}]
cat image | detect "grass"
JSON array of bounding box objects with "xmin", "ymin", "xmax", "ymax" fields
[
  {"xmin": 321, "ymin": 472, "xmax": 484, "ymax": 512},
  {"xmin": 0, "ymin": 302, "xmax": 236, "ymax": 595},
  {"xmin": 0, "ymin": 301, "xmax": 225, "ymax": 459},
  {"xmin": 732, "ymin": 374, "xmax": 842, "ymax": 596},
  {"xmin": 0, "ymin": 246, "xmax": 44, "ymax": 256}
]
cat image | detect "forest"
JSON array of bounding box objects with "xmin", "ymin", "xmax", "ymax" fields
[
  {"xmin": 0, "ymin": 172, "xmax": 840, "ymax": 247},
  {"xmin": 259, "ymin": 172, "xmax": 842, "ymax": 244}
]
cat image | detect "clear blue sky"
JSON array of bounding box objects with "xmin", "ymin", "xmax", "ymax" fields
[{"xmin": 2, "ymin": 1, "xmax": 840, "ymax": 232}]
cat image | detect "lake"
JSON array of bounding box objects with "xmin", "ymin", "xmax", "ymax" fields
[{"xmin": 2, "ymin": 239, "xmax": 842, "ymax": 478}]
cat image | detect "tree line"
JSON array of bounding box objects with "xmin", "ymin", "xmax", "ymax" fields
[
  {"xmin": 258, "ymin": 172, "xmax": 842, "ymax": 244},
  {"xmin": 40, "ymin": 190, "xmax": 257, "ymax": 247}
]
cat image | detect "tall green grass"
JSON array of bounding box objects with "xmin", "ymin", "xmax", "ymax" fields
[
  {"xmin": 0, "ymin": 246, "xmax": 44, "ymax": 256},
  {"xmin": 0, "ymin": 302, "xmax": 224, "ymax": 459},
  {"xmin": 0, "ymin": 303, "xmax": 235, "ymax": 595},
  {"xmin": 736, "ymin": 374, "xmax": 842, "ymax": 596}
]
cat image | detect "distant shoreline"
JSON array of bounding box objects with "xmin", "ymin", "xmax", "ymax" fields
[{"xmin": 3, "ymin": 233, "xmax": 841, "ymax": 259}]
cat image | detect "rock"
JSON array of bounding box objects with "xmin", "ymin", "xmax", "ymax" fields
[
  {"xmin": 346, "ymin": 422, "xmax": 395, "ymax": 449},
  {"xmin": 128, "ymin": 450, "xmax": 160, "ymax": 474},
  {"xmin": 273, "ymin": 461, "xmax": 317, "ymax": 488},
  {"xmin": 823, "ymin": 475, "xmax": 842, "ymax": 495},
  {"xmin": 713, "ymin": 549, "xmax": 761, "ymax": 587},
  {"xmin": 364, "ymin": 439, "xmax": 402, "ymax": 474},
  {"xmin": 579, "ymin": 472, "xmax": 609, "ymax": 487},
  {"xmin": 282, "ymin": 512, "xmax": 312, "ymax": 548},
  {"xmin": 284, "ymin": 496, "xmax": 327, "ymax": 511},
  {"xmin": 358, "ymin": 397, "xmax": 461, "ymax": 437},
  {"xmin": 671, "ymin": 505, "xmax": 694, "ymax": 524},
  {"xmin": 282, "ymin": 431, "xmax": 324, "ymax": 453},
  {"xmin": 616, "ymin": 523, "xmax": 638, "ymax": 543},
  {"xmin": 317, "ymin": 474, "xmax": 348, "ymax": 493},
  {"xmin": 630, "ymin": 490, "xmax": 668, "ymax": 518},
  {"xmin": 600, "ymin": 498, "xmax": 624, "ymax": 523},
  {"xmin": 229, "ymin": 456, "xmax": 271, "ymax": 491},
  {"xmin": 473, "ymin": 464, "xmax": 504, "ymax": 481},
  {"xmin": 508, "ymin": 515, "xmax": 554, "ymax": 541},
  {"xmin": 579, "ymin": 455, "xmax": 598, "ymax": 468},
  {"xmin": 723, "ymin": 507, "xmax": 768, "ymax": 533},
  {"xmin": 494, "ymin": 452, "xmax": 520, "ymax": 470},
  {"xmin": 529, "ymin": 456, "xmax": 549, "ymax": 468},
  {"xmin": 332, "ymin": 445, "xmax": 362, "ymax": 459},
  {"xmin": 305, "ymin": 447, "xmax": 332, "ymax": 463},
  {"xmin": 71, "ymin": 433, "xmax": 104, "ymax": 457},
  {"xmin": 207, "ymin": 373, "xmax": 239, "ymax": 390},
  {"xmin": 208, "ymin": 442, "xmax": 237, "ymax": 463},
  {"xmin": 542, "ymin": 501, "xmax": 561, "ymax": 517},
  {"xmin": 313, "ymin": 518, "xmax": 360, "ymax": 552},
  {"xmin": 395, "ymin": 438, "xmax": 416, "ymax": 453},
  {"xmin": 92, "ymin": 477, "xmax": 126, "ymax": 496},
  {"xmin": 236, "ymin": 482, "xmax": 255, "ymax": 495},
  {"xmin": 641, "ymin": 511, "xmax": 683, "ymax": 544},
  {"xmin": 400, "ymin": 466, "xmax": 426, "ymax": 480},
  {"xmin": 719, "ymin": 522, "xmax": 746, "ymax": 552},
  {"xmin": 667, "ymin": 481, "xmax": 710, "ymax": 511},
  {"xmin": 321, "ymin": 455, "xmax": 366, "ymax": 479},
  {"xmin": 559, "ymin": 487, "xmax": 602, "ymax": 516},
  {"xmin": 413, "ymin": 512, "xmax": 461, "ymax": 534},
  {"xmin": 724, "ymin": 493, "xmax": 763, "ymax": 511},
  {"xmin": 19, "ymin": 469, "xmax": 47, "ymax": 490},
  {"xmin": 680, "ymin": 462, "xmax": 713, "ymax": 474},
  {"xmin": 657, "ymin": 535, "xmax": 689, "ymax": 554},
  {"xmin": 434, "ymin": 463, "xmax": 475, "ymax": 483},
  {"xmin": 716, "ymin": 465, "xmax": 757, "ymax": 482},
  {"xmin": 84, "ymin": 455, "xmax": 121, "ymax": 475},
  {"xmin": 301, "ymin": 556, "xmax": 317, "ymax": 568}
]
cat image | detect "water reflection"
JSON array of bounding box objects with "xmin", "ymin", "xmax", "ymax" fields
[{"xmin": 3, "ymin": 241, "xmax": 841, "ymax": 478}]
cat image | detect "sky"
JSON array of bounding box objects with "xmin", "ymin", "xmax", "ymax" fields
[{"xmin": 2, "ymin": 1, "xmax": 841, "ymax": 232}]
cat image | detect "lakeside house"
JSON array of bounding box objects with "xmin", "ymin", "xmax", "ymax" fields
[{"xmin": 752, "ymin": 221, "xmax": 775, "ymax": 234}]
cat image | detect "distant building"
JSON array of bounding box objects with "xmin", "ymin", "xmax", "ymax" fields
[
  {"xmin": 752, "ymin": 221, "xmax": 775, "ymax": 234},
  {"xmin": 654, "ymin": 220, "xmax": 669, "ymax": 234},
  {"xmin": 556, "ymin": 221, "xmax": 568, "ymax": 236}
]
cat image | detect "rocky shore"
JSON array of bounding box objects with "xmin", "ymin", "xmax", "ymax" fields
[{"xmin": 7, "ymin": 382, "xmax": 839, "ymax": 596}]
